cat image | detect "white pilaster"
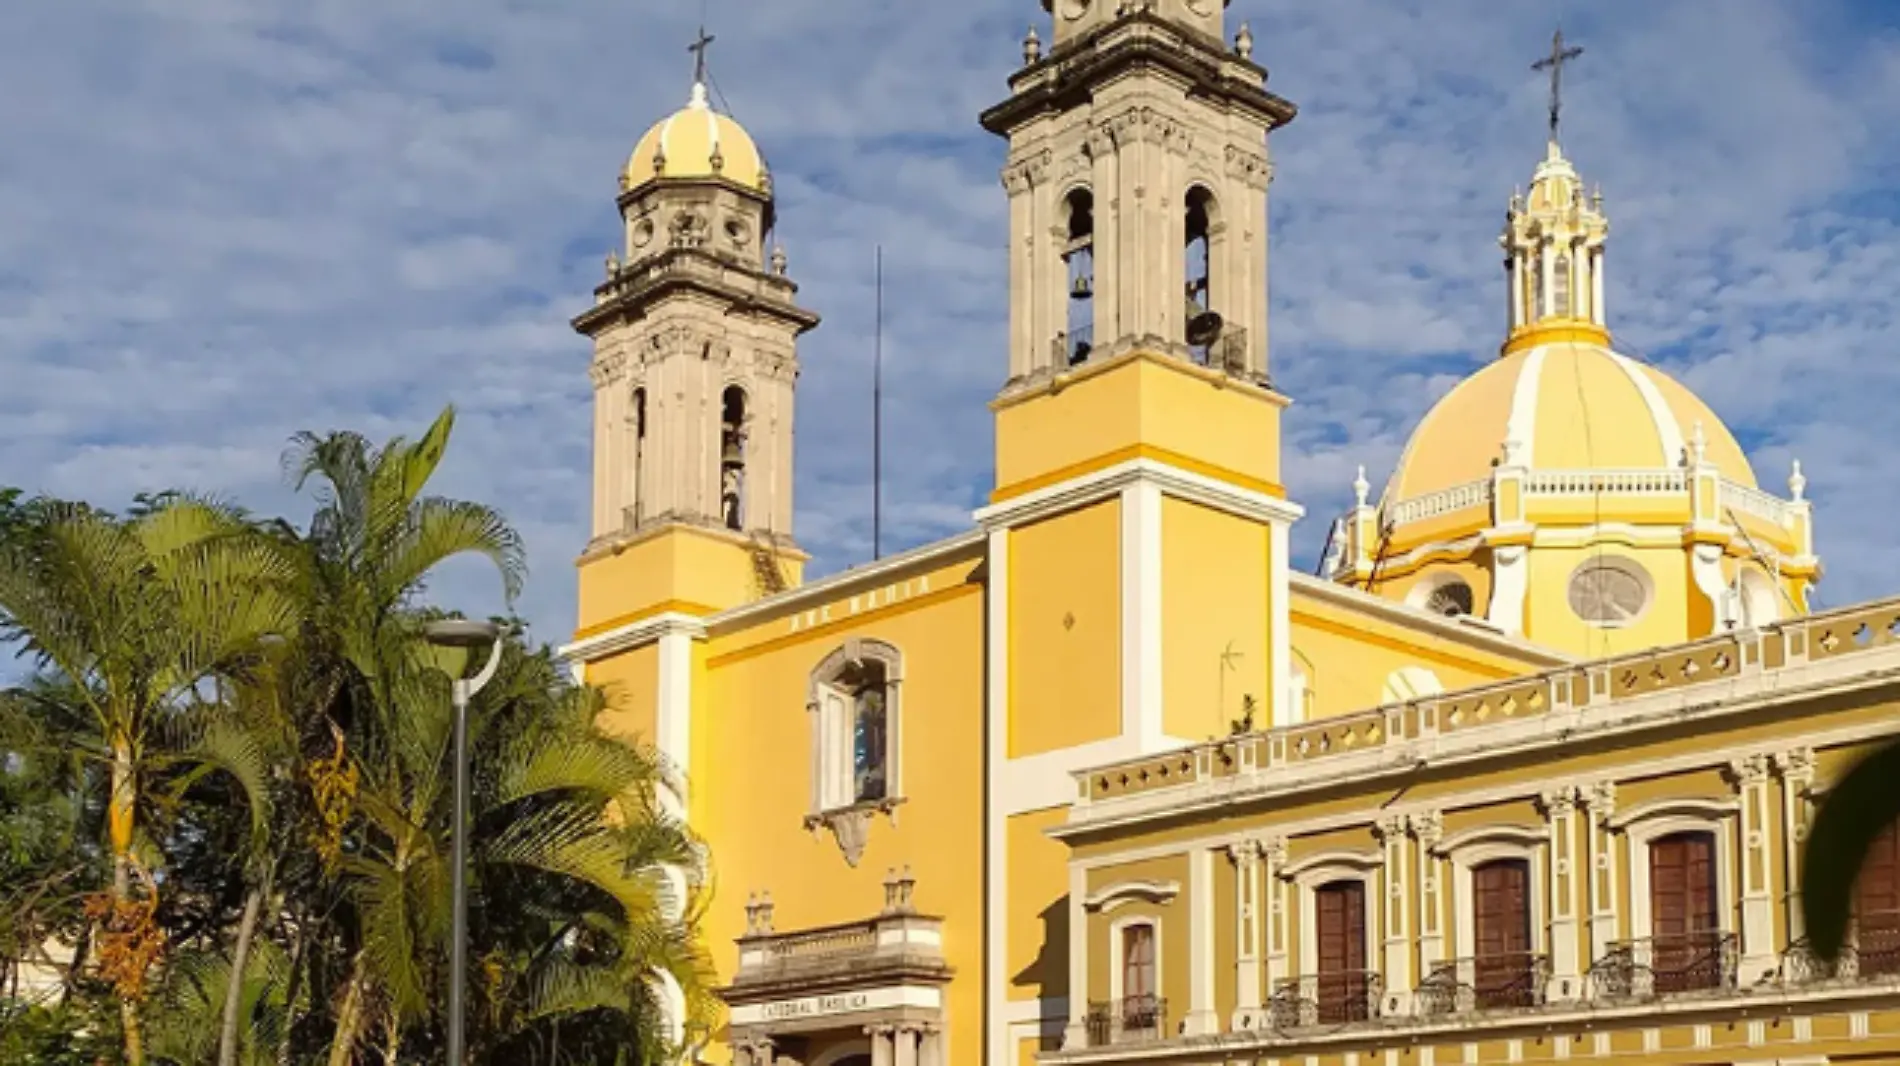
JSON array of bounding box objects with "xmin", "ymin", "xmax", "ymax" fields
[
  {"xmin": 1539, "ymin": 787, "xmax": 1581, "ymax": 1000},
  {"xmin": 1774, "ymin": 748, "xmax": 1817, "ymax": 940},
  {"xmin": 1573, "ymin": 240, "xmax": 1591, "ymax": 321},
  {"xmin": 656, "ymin": 628, "xmax": 695, "ymax": 821},
  {"xmin": 1582, "ymin": 782, "xmax": 1618, "ymax": 964},
  {"xmin": 1264, "ymin": 838, "xmax": 1290, "ymax": 990},
  {"xmin": 1413, "ymin": 813, "xmax": 1446, "ymax": 974},
  {"xmin": 984, "ymin": 529, "xmax": 1011, "ymax": 1066},
  {"xmin": 868, "ymin": 1026, "xmax": 894, "ymax": 1066},
  {"xmin": 1590, "ymin": 246, "xmax": 1606, "ymax": 325},
  {"xmin": 894, "ymin": 1025, "xmax": 920, "ymax": 1066},
  {"xmin": 1508, "ymin": 254, "xmax": 1524, "ymax": 332},
  {"xmin": 1185, "ymin": 847, "xmax": 1219, "ymax": 1035},
  {"xmin": 1064, "ymin": 862, "xmax": 1090, "ymax": 1050},
  {"xmin": 1121, "ymin": 482, "xmax": 1165, "ymax": 746},
  {"xmin": 1269, "ymin": 519, "xmax": 1294, "ymax": 727},
  {"xmin": 1539, "ymin": 238, "xmax": 1555, "ymax": 320},
  {"xmin": 1730, "ymin": 755, "xmax": 1777, "ymax": 983},
  {"xmin": 1229, "ymin": 841, "xmax": 1265, "ymax": 1030},
  {"xmin": 1376, "ymin": 815, "xmax": 1411, "ymax": 1014}
]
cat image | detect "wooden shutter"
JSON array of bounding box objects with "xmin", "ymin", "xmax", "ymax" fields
[
  {"xmin": 1315, "ymin": 881, "xmax": 1368, "ymax": 1022},
  {"xmin": 1648, "ymin": 832, "xmax": 1718, "ymax": 990},
  {"xmin": 1472, "ymin": 859, "xmax": 1532, "ymax": 1007},
  {"xmin": 1856, "ymin": 821, "xmax": 1900, "ymax": 975}
]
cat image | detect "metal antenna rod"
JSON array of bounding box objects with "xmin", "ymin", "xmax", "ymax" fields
[{"xmin": 873, "ymin": 245, "xmax": 884, "ymax": 561}]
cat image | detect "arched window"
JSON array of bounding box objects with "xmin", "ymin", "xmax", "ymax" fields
[
  {"xmin": 807, "ymin": 639, "xmax": 905, "ymax": 816},
  {"xmin": 631, "ymin": 386, "xmax": 648, "ymax": 526},
  {"xmin": 720, "ymin": 386, "xmax": 747, "ymax": 531},
  {"xmin": 1184, "ymin": 186, "xmax": 1216, "ymax": 363},
  {"xmin": 1469, "ymin": 858, "xmax": 1535, "ymax": 1008},
  {"xmin": 1062, "ymin": 188, "xmax": 1095, "ymax": 366},
  {"xmin": 1646, "ymin": 831, "xmax": 1721, "ymax": 992},
  {"xmin": 1312, "ymin": 879, "xmax": 1371, "ymax": 1023}
]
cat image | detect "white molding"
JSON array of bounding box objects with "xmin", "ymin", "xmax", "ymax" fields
[
  {"xmin": 1084, "ymin": 880, "xmax": 1183, "ymax": 913},
  {"xmin": 557, "ymin": 611, "xmax": 706, "ymax": 665},
  {"xmin": 1606, "ymin": 796, "xmax": 1740, "ymax": 832},
  {"xmin": 1281, "ymin": 849, "xmax": 1383, "ymax": 885},
  {"xmin": 1123, "ymin": 482, "xmax": 1166, "ymax": 745},
  {"xmin": 1269, "ymin": 520, "xmax": 1295, "ymax": 727},
  {"xmin": 1006, "ymin": 734, "xmax": 1198, "ymax": 817},
  {"xmin": 975, "ymin": 457, "xmax": 1305, "ymax": 532},
  {"xmin": 1003, "ymin": 996, "xmax": 1069, "ymax": 1024},
  {"xmin": 984, "ymin": 529, "xmax": 1010, "ymax": 1066},
  {"xmin": 1600, "ymin": 348, "xmax": 1687, "ymax": 467},
  {"xmin": 1443, "ymin": 837, "xmax": 1547, "ymax": 961},
  {"xmin": 1504, "ymin": 346, "xmax": 1551, "ymax": 468},
  {"xmin": 1432, "ymin": 822, "xmax": 1549, "ymax": 858},
  {"xmin": 1290, "ymin": 864, "xmax": 1381, "ymax": 982},
  {"xmin": 1065, "ymin": 712, "xmax": 1900, "ymax": 876},
  {"xmin": 1287, "ymin": 572, "xmax": 1571, "ymax": 666},
  {"xmin": 1622, "ymin": 811, "xmax": 1738, "ymax": 944},
  {"xmin": 1107, "ymin": 915, "xmax": 1164, "ymax": 1007},
  {"xmin": 656, "ymin": 630, "xmax": 694, "ymax": 820},
  {"xmin": 1185, "ymin": 848, "xmax": 1218, "ymax": 1034}
]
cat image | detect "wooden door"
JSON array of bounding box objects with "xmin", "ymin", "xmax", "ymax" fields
[
  {"xmin": 1314, "ymin": 881, "xmax": 1368, "ymax": 1022},
  {"xmin": 1856, "ymin": 821, "xmax": 1900, "ymax": 974},
  {"xmin": 1472, "ymin": 859, "xmax": 1532, "ymax": 1007},
  {"xmin": 1649, "ymin": 832, "xmax": 1718, "ymax": 991}
]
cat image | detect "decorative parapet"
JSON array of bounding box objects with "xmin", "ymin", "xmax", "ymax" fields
[
  {"xmin": 1366, "ymin": 471, "xmax": 1798, "ymax": 535},
  {"xmin": 1067, "ymin": 595, "xmax": 1900, "ymax": 814},
  {"xmin": 724, "ymin": 868, "xmax": 951, "ymax": 1008},
  {"xmin": 1383, "ymin": 479, "xmax": 1493, "ymax": 526}
]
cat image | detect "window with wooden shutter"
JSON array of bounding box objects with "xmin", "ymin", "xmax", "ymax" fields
[
  {"xmin": 1856, "ymin": 821, "xmax": 1900, "ymax": 975},
  {"xmin": 1648, "ymin": 831, "xmax": 1721, "ymax": 992},
  {"xmin": 1314, "ymin": 880, "xmax": 1370, "ymax": 1023},
  {"xmin": 1471, "ymin": 859, "xmax": 1535, "ymax": 1008}
]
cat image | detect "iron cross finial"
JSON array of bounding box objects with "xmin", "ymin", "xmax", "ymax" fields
[
  {"xmin": 689, "ymin": 25, "xmax": 717, "ymax": 87},
  {"xmin": 1531, "ymin": 27, "xmax": 1585, "ymax": 144}
]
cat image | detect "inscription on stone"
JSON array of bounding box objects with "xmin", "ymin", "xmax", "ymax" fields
[{"xmin": 758, "ymin": 992, "xmax": 871, "ymax": 1021}]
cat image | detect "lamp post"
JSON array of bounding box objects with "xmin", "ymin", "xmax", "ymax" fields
[{"xmin": 424, "ymin": 618, "xmax": 506, "ymax": 1066}]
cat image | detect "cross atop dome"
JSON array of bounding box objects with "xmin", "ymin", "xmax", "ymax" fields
[
  {"xmin": 1531, "ymin": 27, "xmax": 1584, "ymax": 147},
  {"xmin": 687, "ymin": 25, "xmax": 716, "ymax": 109}
]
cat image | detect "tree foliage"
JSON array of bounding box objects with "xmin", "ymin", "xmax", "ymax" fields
[{"xmin": 0, "ymin": 410, "xmax": 709, "ymax": 1066}]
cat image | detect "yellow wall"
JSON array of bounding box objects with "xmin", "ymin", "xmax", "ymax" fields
[
  {"xmin": 992, "ymin": 350, "xmax": 1285, "ymax": 500},
  {"xmin": 1289, "ymin": 591, "xmax": 1545, "ymax": 718},
  {"xmin": 1007, "ymin": 808, "xmax": 1073, "ymax": 1004},
  {"xmin": 576, "ymin": 524, "xmax": 792, "ymax": 634},
  {"xmin": 1523, "ymin": 543, "xmax": 1696, "ymax": 658},
  {"xmin": 586, "ymin": 640, "xmax": 659, "ymax": 747},
  {"xmin": 1009, "ymin": 499, "xmax": 1123, "ymax": 757},
  {"xmin": 1161, "ymin": 496, "xmax": 1270, "ymax": 741}
]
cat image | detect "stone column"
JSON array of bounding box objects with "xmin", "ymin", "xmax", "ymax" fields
[
  {"xmin": 1375, "ymin": 815, "xmax": 1411, "ymax": 1015},
  {"xmin": 1572, "ymin": 240, "xmax": 1591, "ymax": 321},
  {"xmin": 1589, "ymin": 246, "xmax": 1606, "ymax": 325},
  {"xmin": 1063, "ymin": 862, "xmax": 1090, "ymax": 1050},
  {"xmin": 1184, "ymin": 847, "xmax": 1218, "ymax": 1035},
  {"xmin": 736, "ymin": 1036, "xmax": 776, "ymax": 1066},
  {"xmin": 1228, "ymin": 840, "xmax": 1265, "ymax": 1029},
  {"xmin": 1774, "ymin": 748, "xmax": 1817, "ymax": 940},
  {"xmin": 1538, "ymin": 787, "xmax": 1581, "ymax": 1001},
  {"xmin": 1507, "ymin": 254, "xmax": 1523, "ymax": 332},
  {"xmin": 1412, "ymin": 812, "xmax": 1446, "ymax": 977},
  {"xmin": 916, "ymin": 1023, "xmax": 945, "ymax": 1066},
  {"xmin": 1581, "ymin": 782, "xmax": 1619, "ymax": 968},
  {"xmin": 1263, "ymin": 838, "xmax": 1290, "ymax": 991},
  {"xmin": 865, "ymin": 1025, "xmax": 895, "ymax": 1066},
  {"xmin": 893, "ymin": 1023, "xmax": 922, "ymax": 1066},
  {"xmin": 1730, "ymin": 754, "xmax": 1777, "ymax": 983},
  {"xmin": 1539, "ymin": 237, "xmax": 1555, "ymax": 320}
]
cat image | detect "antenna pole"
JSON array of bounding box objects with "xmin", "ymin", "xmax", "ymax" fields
[{"xmin": 873, "ymin": 246, "xmax": 884, "ymax": 561}]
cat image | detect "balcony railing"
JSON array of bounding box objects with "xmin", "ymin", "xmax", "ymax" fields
[
  {"xmin": 1783, "ymin": 912, "xmax": 1900, "ymax": 984},
  {"xmin": 1268, "ymin": 971, "xmax": 1381, "ymax": 1029},
  {"xmin": 1590, "ymin": 932, "xmax": 1738, "ymax": 999},
  {"xmin": 1084, "ymin": 994, "xmax": 1167, "ymax": 1046},
  {"xmin": 1415, "ymin": 953, "xmax": 1548, "ymax": 1016}
]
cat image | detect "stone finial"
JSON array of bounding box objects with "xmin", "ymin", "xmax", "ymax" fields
[
  {"xmin": 770, "ymin": 245, "xmax": 788, "ymax": 277},
  {"xmin": 1690, "ymin": 420, "xmax": 1708, "ymax": 466},
  {"xmin": 1789, "ymin": 459, "xmax": 1807, "ymax": 502},
  {"xmin": 882, "ymin": 866, "xmax": 917, "ymax": 915},
  {"xmin": 1234, "ymin": 22, "xmax": 1255, "ymax": 59},
  {"xmin": 743, "ymin": 890, "xmax": 776, "ymax": 936},
  {"xmin": 1352, "ymin": 465, "xmax": 1369, "ymax": 508},
  {"xmin": 605, "ymin": 250, "xmax": 621, "ymax": 279},
  {"xmin": 1023, "ymin": 25, "xmax": 1042, "ymax": 65},
  {"xmin": 1501, "ymin": 436, "xmax": 1526, "ymax": 468}
]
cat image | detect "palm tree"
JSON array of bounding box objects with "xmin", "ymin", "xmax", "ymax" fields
[
  {"xmin": 0, "ymin": 498, "xmax": 296, "ymax": 1065},
  {"xmin": 1801, "ymin": 741, "xmax": 1900, "ymax": 965}
]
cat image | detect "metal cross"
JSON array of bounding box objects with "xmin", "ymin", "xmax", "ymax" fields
[
  {"xmin": 1531, "ymin": 27, "xmax": 1584, "ymax": 143},
  {"xmin": 688, "ymin": 25, "xmax": 716, "ymax": 85}
]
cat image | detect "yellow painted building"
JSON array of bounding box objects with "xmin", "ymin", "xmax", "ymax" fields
[{"xmin": 559, "ymin": 9, "xmax": 1870, "ymax": 1066}]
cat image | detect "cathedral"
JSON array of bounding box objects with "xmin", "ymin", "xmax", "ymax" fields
[{"xmin": 560, "ymin": 4, "xmax": 1900, "ymax": 1065}]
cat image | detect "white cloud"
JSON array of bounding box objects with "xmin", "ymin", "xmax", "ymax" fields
[{"xmin": 2, "ymin": 0, "xmax": 1898, "ymax": 678}]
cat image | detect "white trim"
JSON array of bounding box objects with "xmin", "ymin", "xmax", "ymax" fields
[
  {"xmin": 1123, "ymin": 482, "xmax": 1166, "ymax": 746},
  {"xmin": 1503, "ymin": 346, "xmax": 1551, "ymax": 467},
  {"xmin": 1004, "ymin": 996, "xmax": 1069, "ymax": 1025},
  {"xmin": 1287, "ymin": 859, "xmax": 1381, "ymax": 982},
  {"xmin": 1442, "ymin": 836, "xmax": 1547, "ymax": 962},
  {"xmin": 656, "ymin": 630, "xmax": 694, "ymax": 820},
  {"xmin": 1269, "ymin": 521, "xmax": 1295, "ymax": 726},
  {"xmin": 1601, "ymin": 349, "xmax": 1686, "ymax": 468},
  {"xmin": 975, "ymin": 457, "xmax": 1304, "ymax": 532},
  {"xmin": 558, "ymin": 611, "xmax": 706, "ymax": 665},
  {"xmin": 1185, "ymin": 848, "xmax": 1218, "ymax": 1035},
  {"xmin": 984, "ymin": 530, "xmax": 1010, "ymax": 1066},
  {"xmin": 1288, "ymin": 572, "xmax": 1570, "ymax": 666},
  {"xmin": 1432, "ymin": 823, "xmax": 1548, "ymax": 858},
  {"xmin": 1005, "ymin": 734, "xmax": 1197, "ymax": 817},
  {"xmin": 806, "ymin": 639, "xmax": 904, "ymax": 817},
  {"xmin": 1282, "ymin": 849, "xmax": 1383, "ymax": 885},
  {"xmin": 1084, "ymin": 880, "xmax": 1183, "ymax": 913},
  {"xmin": 1107, "ymin": 915, "xmax": 1164, "ymax": 1006},
  {"xmin": 1605, "ymin": 796, "xmax": 1739, "ymax": 832}
]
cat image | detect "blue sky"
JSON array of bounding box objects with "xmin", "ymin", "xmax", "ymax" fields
[{"xmin": 2, "ymin": 0, "xmax": 1899, "ymax": 656}]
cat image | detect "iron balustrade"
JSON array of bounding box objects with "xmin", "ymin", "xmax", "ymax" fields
[
  {"xmin": 1415, "ymin": 953, "xmax": 1549, "ymax": 1016},
  {"xmin": 1782, "ymin": 912, "xmax": 1900, "ymax": 984},
  {"xmin": 1268, "ymin": 971, "xmax": 1381, "ymax": 1029},
  {"xmin": 1083, "ymin": 994, "xmax": 1166, "ymax": 1046},
  {"xmin": 1589, "ymin": 932, "xmax": 1738, "ymax": 999}
]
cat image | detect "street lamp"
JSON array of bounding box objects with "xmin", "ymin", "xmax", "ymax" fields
[{"xmin": 424, "ymin": 618, "xmax": 506, "ymax": 1066}]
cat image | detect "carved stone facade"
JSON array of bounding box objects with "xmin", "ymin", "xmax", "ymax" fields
[
  {"xmin": 577, "ymin": 136, "xmax": 819, "ymax": 549},
  {"xmin": 980, "ymin": 3, "xmax": 1294, "ymax": 386}
]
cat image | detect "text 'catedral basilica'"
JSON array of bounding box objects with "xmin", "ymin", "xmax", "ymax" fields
[{"xmin": 558, "ymin": 3, "xmax": 1899, "ymax": 1065}]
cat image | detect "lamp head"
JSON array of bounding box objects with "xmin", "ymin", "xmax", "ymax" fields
[{"xmin": 424, "ymin": 618, "xmax": 504, "ymax": 649}]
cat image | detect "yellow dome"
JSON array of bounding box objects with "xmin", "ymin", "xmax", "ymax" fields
[
  {"xmin": 624, "ymin": 83, "xmax": 770, "ymax": 195},
  {"xmin": 1383, "ymin": 340, "xmax": 1757, "ymax": 504}
]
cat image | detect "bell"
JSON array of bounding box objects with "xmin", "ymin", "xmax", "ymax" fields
[
  {"xmin": 722, "ymin": 440, "xmax": 744, "ymax": 466},
  {"xmin": 1186, "ymin": 310, "xmax": 1225, "ymax": 349},
  {"xmin": 1071, "ymin": 276, "xmax": 1093, "ymax": 299}
]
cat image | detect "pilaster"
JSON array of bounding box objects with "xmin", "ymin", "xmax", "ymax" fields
[
  {"xmin": 1774, "ymin": 747, "xmax": 1817, "ymax": 941},
  {"xmin": 1184, "ymin": 846, "xmax": 1219, "ymax": 1035},
  {"xmin": 1537, "ymin": 787, "xmax": 1581, "ymax": 1000},
  {"xmin": 1580, "ymin": 781, "xmax": 1618, "ymax": 965},
  {"xmin": 1228, "ymin": 840, "xmax": 1266, "ymax": 1030},
  {"xmin": 1063, "ymin": 862, "xmax": 1090, "ymax": 1051},
  {"xmin": 1411, "ymin": 812, "xmax": 1446, "ymax": 974},
  {"xmin": 1375, "ymin": 815, "xmax": 1412, "ymax": 1015},
  {"xmin": 1264, "ymin": 837, "xmax": 1290, "ymax": 989},
  {"xmin": 1729, "ymin": 754, "xmax": 1778, "ymax": 982}
]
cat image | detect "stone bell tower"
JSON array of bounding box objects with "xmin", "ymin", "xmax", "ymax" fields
[
  {"xmin": 573, "ymin": 45, "xmax": 820, "ymax": 635},
  {"xmin": 982, "ymin": 0, "xmax": 1294, "ymax": 385}
]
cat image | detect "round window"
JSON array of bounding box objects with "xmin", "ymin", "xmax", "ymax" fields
[
  {"xmin": 630, "ymin": 218, "xmax": 654, "ymax": 249},
  {"xmin": 1568, "ymin": 557, "xmax": 1652, "ymax": 626},
  {"xmin": 1425, "ymin": 581, "xmax": 1474, "ymax": 618}
]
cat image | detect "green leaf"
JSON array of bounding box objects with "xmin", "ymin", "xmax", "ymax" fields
[{"xmin": 1802, "ymin": 738, "xmax": 1900, "ymax": 960}]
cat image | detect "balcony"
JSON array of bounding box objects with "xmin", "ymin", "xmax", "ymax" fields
[
  {"xmin": 1084, "ymin": 994, "xmax": 1167, "ymax": 1046},
  {"xmin": 1783, "ymin": 912, "xmax": 1900, "ymax": 984},
  {"xmin": 1268, "ymin": 971, "xmax": 1381, "ymax": 1029},
  {"xmin": 1589, "ymin": 932, "xmax": 1738, "ymax": 1000},
  {"xmin": 1415, "ymin": 954, "xmax": 1548, "ymax": 1016}
]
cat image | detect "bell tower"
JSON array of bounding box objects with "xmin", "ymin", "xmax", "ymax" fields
[{"xmin": 574, "ymin": 41, "xmax": 819, "ymax": 636}]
